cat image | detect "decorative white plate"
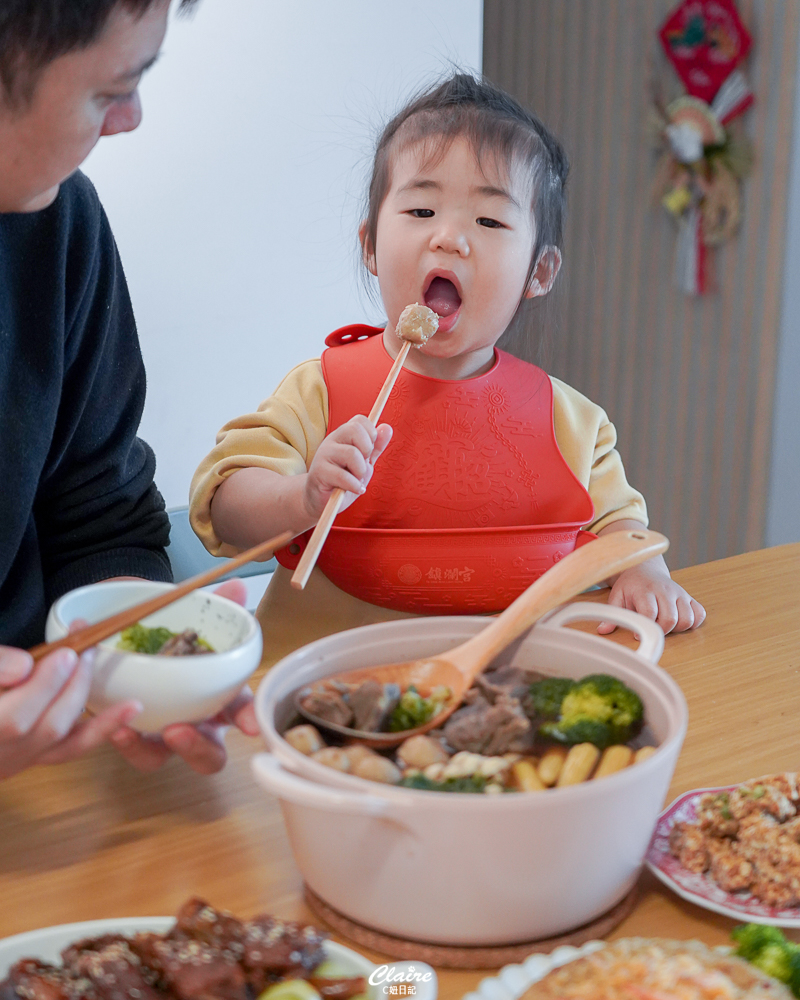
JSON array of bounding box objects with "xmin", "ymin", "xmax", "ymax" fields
[
  {"xmin": 646, "ymin": 785, "xmax": 800, "ymax": 928},
  {"xmin": 461, "ymin": 941, "xmax": 606, "ymax": 1000},
  {"xmin": 0, "ymin": 918, "xmax": 436, "ymax": 1000}
]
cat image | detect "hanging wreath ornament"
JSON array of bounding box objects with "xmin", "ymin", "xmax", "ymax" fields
[{"xmin": 652, "ymin": 0, "xmax": 754, "ymax": 295}]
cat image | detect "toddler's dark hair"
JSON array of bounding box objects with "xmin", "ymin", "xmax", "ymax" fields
[{"xmin": 362, "ymin": 72, "xmax": 569, "ymax": 364}]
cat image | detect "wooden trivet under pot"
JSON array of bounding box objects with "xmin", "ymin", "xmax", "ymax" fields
[{"xmin": 303, "ymin": 882, "xmax": 638, "ymax": 970}]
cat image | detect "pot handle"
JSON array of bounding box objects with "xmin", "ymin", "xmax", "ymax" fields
[
  {"xmin": 541, "ymin": 603, "xmax": 665, "ymax": 664},
  {"xmin": 252, "ymin": 753, "xmax": 403, "ymax": 817}
]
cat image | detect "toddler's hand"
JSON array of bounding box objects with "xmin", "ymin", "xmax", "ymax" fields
[
  {"xmin": 599, "ymin": 559, "xmax": 706, "ymax": 636},
  {"xmin": 303, "ymin": 415, "xmax": 392, "ymax": 520}
]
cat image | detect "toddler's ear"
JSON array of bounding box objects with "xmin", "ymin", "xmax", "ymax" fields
[
  {"xmin": 525, "ymin": 246, "xmax": 562, "ymax": 298},
  {"xmin": 358, "ymin": 221, "xmax": 378, "ymax": 276}
]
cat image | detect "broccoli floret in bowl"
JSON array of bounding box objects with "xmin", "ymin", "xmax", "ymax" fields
[{"xmin": 537, "ymin": 673, "xmax": 644, "ymax": 750}]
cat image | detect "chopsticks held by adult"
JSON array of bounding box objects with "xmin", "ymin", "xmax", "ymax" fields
[
  {"xmin": 27, "ymin": 531, "xmax": 293, "ymax": 662},
  {"xmin": 291, "ymin": 303, "xmax": 439, "ymax": 591}
]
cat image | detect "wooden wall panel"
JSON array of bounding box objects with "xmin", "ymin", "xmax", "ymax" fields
[{"xmin": 484, "ymin": 0, "xmax": 798, "ymax": 568}]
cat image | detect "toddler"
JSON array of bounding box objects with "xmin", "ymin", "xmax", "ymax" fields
[{"xmin": 190, "ymin": 74, "xmax": 705, "ymax": 665}]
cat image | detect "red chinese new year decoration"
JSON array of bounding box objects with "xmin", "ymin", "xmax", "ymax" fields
[
  {"xmin": 660, "ymin": 0, "xmax": 752, "ymax": 105},
  {"xmin": 653, "ymin": 0, "xmax": 754, "ymax": 295}
]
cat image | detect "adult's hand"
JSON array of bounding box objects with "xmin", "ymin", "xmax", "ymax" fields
[
  {"xmin": 108, "ymin": 578, "xmax": 260, "ymax": 775},
  {"xmin": 0, "ymin": 644, "xmax": 141, "ymax": 780}
]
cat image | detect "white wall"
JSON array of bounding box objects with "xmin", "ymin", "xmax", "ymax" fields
[
  {"xmin": 767, "ymin": 19, "xmax": 800, "ymax": 548},
  {"xmin": 83, "ymin": 0, "xmax": 483, "ymax": 507}
]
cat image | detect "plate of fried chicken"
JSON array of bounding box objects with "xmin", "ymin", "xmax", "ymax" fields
[{"xmin": 646, "ymin": 772, "xmax": 800, "ymax": 926}]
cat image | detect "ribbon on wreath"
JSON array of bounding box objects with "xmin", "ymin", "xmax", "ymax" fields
[{"xmin": 653, "ymin": 0, "xmax": 754, "ymax": 295}]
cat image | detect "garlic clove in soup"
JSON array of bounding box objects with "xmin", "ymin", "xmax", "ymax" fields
[
  {"xmin": 284, "ymin": 724, "xmax": 324, "ymax": 756},
  {"xmin": 343, "ymin": 743, "xmax": 379, "ymax": 768},
  {"xmin": 352, "ymin": 754, "xmax": 402, "ymax": 785},
  {"xmin": 311, "ymin": 746, "xmax": 351, "ymax": 772},
  {"xmin": 397, "ymin": 733, "xmax": 450, "ymax": 770}
]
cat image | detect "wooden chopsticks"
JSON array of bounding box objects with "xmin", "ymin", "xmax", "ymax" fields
[
  {"xmin": 27, "ymin": 531, "xmax": 293, "ymax": 662},
  {"xmin": 290, "ymin": 339, "xmax": 413, "ymax": 591}
]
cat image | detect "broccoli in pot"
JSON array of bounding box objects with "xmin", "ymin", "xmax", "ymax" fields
[
  {"xmin": 537, "ymin": 673, "xmax": 644, "ymax": 750},
  {"xmin": 528, "ymin": 676, "xmax": 576, "ymax": 718}
]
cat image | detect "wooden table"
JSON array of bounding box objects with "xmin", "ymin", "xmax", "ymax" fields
[{"xmin": 2, "ymin": 543, "xmax": 799, "ymax": 999}]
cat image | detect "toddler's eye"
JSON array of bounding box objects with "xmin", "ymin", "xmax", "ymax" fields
[
  {"xmin": 477, "ymin": 217, "xmax": 504, "ymax": 228},
  {"xmin": 409, "ymin": 209, "xmax": 434, "ymax": 218}
]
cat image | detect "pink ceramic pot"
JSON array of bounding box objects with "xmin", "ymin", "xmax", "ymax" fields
[{"xmin": 252, "ymin": 604, "xmax": 687, "ymax": 946}]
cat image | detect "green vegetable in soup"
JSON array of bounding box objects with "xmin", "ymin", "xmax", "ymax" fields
[
  {"xmin": 388, "ymin": 685, "xmax": 449, "ymax": 733},
  {"xmin": 732, "ymin": 924, "xmax": 800, "ymax": 996},
  {"xmin": 537, "ymin": 674, "xmax": 644, "ymax": 750},
  {"xmin": 117, "ymin": 623, "xmax": 176, "ymax": 654},
  {"xmin": 400, "ymin": 772, "xmax": 488, "ymax": 794},
  {"xmin": 117, "ymin": 623, "xmax": 214, "ymax": 655},
  {"xmin": 528, "ymin": 676, "xmax": 576, "ymax": 718}
]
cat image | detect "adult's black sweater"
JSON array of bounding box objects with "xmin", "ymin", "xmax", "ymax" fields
[{"xmin": 0, "ymin": 171, "xmax": 171, "ymax": 648}]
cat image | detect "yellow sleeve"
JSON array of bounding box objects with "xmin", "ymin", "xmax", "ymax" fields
[
  {"xmin": 189, "ymin": 360, "xmax": 328, "ymax": 555},
  {"xmin": 551, "ymin": 377, "xmax": 648, "ymax": 533}
]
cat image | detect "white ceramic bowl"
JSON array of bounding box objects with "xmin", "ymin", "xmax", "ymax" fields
[
  {"xmin": 46, "ymin": 580, "xmax": 262, "ymax": 733},
  {"xmin": 252, "ymin": 603, "xmax": 688, "ymax": 947}
]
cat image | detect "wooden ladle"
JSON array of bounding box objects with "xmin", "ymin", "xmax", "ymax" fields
[{"xmin": 294, "ymin": 527, "xmax": 668, "ymax": 747}]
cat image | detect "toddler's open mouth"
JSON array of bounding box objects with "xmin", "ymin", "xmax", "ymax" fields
[{"xmin": 423, "ymin": 274, "xmax": 462, "ymax": 327}]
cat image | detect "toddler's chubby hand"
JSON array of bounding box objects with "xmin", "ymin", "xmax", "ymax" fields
[
  {"xmin": 303, "ymin": 415, "xmax": 393, "ymax": 520},
  {"xmin": 599, "ymin": 559, "xmax": 706, "ymax": 636}
]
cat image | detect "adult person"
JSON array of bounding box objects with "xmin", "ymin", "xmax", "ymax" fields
[{"xmin": 0, "ymin": 0, "xmax": 258, "ymax": 779}]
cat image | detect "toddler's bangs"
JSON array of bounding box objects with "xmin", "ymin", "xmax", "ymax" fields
[{"xmin": 388, "ymin": 107, "xmax": 543, "ymax": 206}]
